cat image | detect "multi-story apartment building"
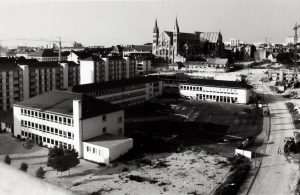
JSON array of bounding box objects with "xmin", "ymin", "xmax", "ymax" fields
[
  {"xmin": 13, "ymin": 90, "xmax": 133, "ymax": 164},
  {"xmin": 0, "ymin": 62, "xmax": 23, "ymax": 111},
  {"xmin": 79, "ymin": 55, "xmax": 136, "ymax": 85},
  {"xmin": 179, "ymin": 79, "xmax": 252, "ymax": 104},
  {"xmin": 135, "ymin": 56, "xmax": 152, "ymax": 76},
  {"xmin": 268, "ymin": 69, "xmax": 300, "ymax": 82},
  {"xmin": 71, "ymin": 77, "xmax": 163, "ymax": 106},
  {"xmin": 0, "ymin": 58, "xmax": 80, "ymax": 111},
  {"xmin": 19, "ymin": 61, "xmax": 80, "ymax": 99}
]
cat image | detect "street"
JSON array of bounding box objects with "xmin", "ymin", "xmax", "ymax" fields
[{"xmin": 247, "ymin": 82, "xmax": 299, "ymax": 194}]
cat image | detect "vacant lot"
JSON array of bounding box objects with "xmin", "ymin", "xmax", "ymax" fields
[{"xmin": 0, "ymin": 99, "xmax": 262, "ymax": 195}]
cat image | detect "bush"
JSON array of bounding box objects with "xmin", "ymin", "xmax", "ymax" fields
[
  {"xmin": 35, "ymin": 167, "xmax": 46, "ymax": 179},
  {"xmin": 19, "ymin": 162, "xmax": 28, "ymax": 172},
  {"xmin": 215, "ymin": 155, "xmax": 251, "ymax": 195},
  {"xmin": 4, "ymin": 154, "xmax": 11, "ymax": 165}
]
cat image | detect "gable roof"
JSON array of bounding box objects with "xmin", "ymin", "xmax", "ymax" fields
[
  {"xmin": 20, "ymin": 61, "xmax": 62, "ymax": 69},
  {"xmin": 123, "ymin": 45, "xmax": 152, "ymax": 52},
  {"xmin": 178, "ymin": 32, "xmax": 199, "ymax": 42},
  {"xmin": 14, "ymin": 90, "xmax": 122, "ymax": 119},
  {"xmin": 199, "ymin": 32, "xmax": 220, "ymax": 43}
]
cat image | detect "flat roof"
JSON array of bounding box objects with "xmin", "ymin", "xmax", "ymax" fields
[
  {"xmin": 84, "ymin": 134, "xmax": 132, "ymax": 148},
  {"xmin": 71, "ymin": 76, "xmax": 161, "ymax": 93},
  {"xmin": 14, "ymin": 90, "xmax": 122, "ymax": 119},
  {"xmin": 181, "ymin": 79, "xmax": 252, "ymax": 89}
]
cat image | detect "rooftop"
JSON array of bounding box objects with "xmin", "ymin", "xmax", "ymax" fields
[
  {"xmin": 19, "ymin": 61, "xmax": 62, "ymax": 69},
  {"xmin": 14, "ymin": 90, "xmax": 122, "ymax": 118},
  {"xmin": 181, "ymin": 79, "xmax": 252, "ymax": 89},
  {"xmin": 71, "ymin": 76, "xmax": 160, "ymax": 93},
  {"xmin": 84, "ymin": 134, "xmax": 132, "ymax": 148}
]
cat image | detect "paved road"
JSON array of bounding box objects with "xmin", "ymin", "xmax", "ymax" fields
[{"xmin": 248, "ymin": 85, "xmax": 299, "ymax": 195}]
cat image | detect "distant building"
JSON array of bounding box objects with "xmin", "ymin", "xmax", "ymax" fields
[
  {"xmin": 185, "ymin": 58, "xmax": 230, "ymax": 73},
  {"xmin": 230, "ymin": 38, "xmax": 240, "ymax": 47},
  {"xmin": 152, "ymin": 18, "xmax": 224, "ymax": 63},
  {"xmin": 123, "ymin": 45, "xmax": 152, "ymax": 57},
  {"xmin": 71, "ymin": 76, "xmax": 163, "ymax": 106},
  {"xmin": 179, "ymin": 79, "xmax": 252, "ymax": 104},
  {"xmin": 13, "ymin": 90, "xmax": 133, "ymax": 164},
  {"xmin": 79, "ymin": 55, "xmax": 137, "ymax": 85},
  {"xmin": 268, "ymin": 69, "xmax": 300, "ymax": 82},
  {"xmin": 27, "ymin": 49, "xmax": 68, "ymax": 61}
]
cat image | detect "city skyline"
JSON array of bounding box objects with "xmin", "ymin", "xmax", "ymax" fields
[{"xmin": 0, "ymin": 0, "xmax": 300, "ymax": 47}]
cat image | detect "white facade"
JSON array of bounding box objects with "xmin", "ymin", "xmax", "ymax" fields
[
  {"xmin": 13, "ymin": 91, "xmax": 131, "ymax": 164},
  {"xmin": 179, "ymin": 83, "xmax": 251, "ymax": 104}
]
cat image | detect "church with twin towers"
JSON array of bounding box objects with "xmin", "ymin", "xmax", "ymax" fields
[{"xmin": 152, "ymin": 17, "xmax": 224, "ymax": 63}]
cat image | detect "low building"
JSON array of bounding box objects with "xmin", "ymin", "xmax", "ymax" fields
[
  {"xmin": 13, "ymin": 90, "xmax": 133, "ymax": 164},
  {"xmin": 186, "ymin": 58, "xmax": 230, "ymax": 73},
  {"xmin": 179, "ymin": 79, "xmax": 252, "ymax": 104},
  {"xmin": 27, "ymin": 49, "xmax": 68, "ymax": 62},
  {"xmin": 71, "ymin": 77, "xmax": 163, "ymax": 106}
]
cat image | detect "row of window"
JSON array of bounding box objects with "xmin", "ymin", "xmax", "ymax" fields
[
  {"xmin": 21, "ymin": 131, "xmax": 73, "ymax": 149},
  {"xmin": 196, "ymin": 94, "xmax": 238, "ymax": 102},
  {"xmin": 21, "ymin": 108, "xmax": 73, "ymax": 126},
  {"xmin": 180, "ymin": 85, "xmax": 238, "ymax": 94},
  {"xmin": 21, "ymin": 120, "xmax": 74, "ymax": 140},
  {"xmin": 86, "ymin": 146, "xmax": 101, "ymax": 155},
  {"xmin": 101, "ymin": 91, "xmax": 146, "ymax": 103}
]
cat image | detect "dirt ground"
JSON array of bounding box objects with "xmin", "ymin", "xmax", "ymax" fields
[{"xmin": 0, "ymin": 134, "xmax": 232, "ymax": 195}]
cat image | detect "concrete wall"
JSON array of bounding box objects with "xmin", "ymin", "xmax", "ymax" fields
[
  {"xmin": 82, "ymin": 110, "xmax": 124, "ymax": 141},
  {"xmin": 82, "ymin": 142, "xmax": 110, "ymax": 164},
  {"xmin": 109, "ymin": 138, "xmax": 133, "ymax": 161},
  {"xmin": 79, "ymin": 60, "xmax": 95, "ymax": 85}
]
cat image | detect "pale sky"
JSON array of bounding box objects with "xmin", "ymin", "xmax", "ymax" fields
[{"xmin": 0, "ymin": 0, "xmax": 300, "ymax": 47}]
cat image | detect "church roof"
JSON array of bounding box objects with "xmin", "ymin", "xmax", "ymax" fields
[
  {"xmin": 178, "ymin": 32, "xmax": 199, "ymax": 42},
  {"xmin": 199, "ymin": 32, "xmax": 220, "ymax": 43}
]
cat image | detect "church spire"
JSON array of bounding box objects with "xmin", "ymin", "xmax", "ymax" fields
[
  {"xmin": 174, "ymin": 17, "xmax": 179, "ymax": 33},
  {"xmin": 153, "ymin": 18, "xmax": 159, "ymax": 34}
]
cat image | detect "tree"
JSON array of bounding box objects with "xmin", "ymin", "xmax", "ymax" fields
[
  {"xmin": 19, "ymin": 162, "xmax": 28, "ymax": 172},
  {"xmin": 4, "ymin": 154, "xmax": 11, "ymax": 165},
  {"xmin": 35, "ymin": 167, "xmax": 46, "ymax": 179},
  {"xmin": 23, "ymin": 138, "xmax": 34, "ymax": 158},
  {"xmin": 65, "ymin": 148, "xmax": 80, "ymax": 175},
  {"xmin": 47, "ymin": 146, "xmax": 80, "ymax": 178}
]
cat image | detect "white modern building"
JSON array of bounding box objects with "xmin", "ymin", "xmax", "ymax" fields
[
  {"xmin": 13, "ymin": 90, "xmax": 133, "ymax": 164},
  {"xmin": 71, "ymin": 77, "xmax": 163, "ymax": 106},
  {"xmin": 79, "ymin": 55, "xmax": 136, "ymax": 85},
  {"xmin": 179, "ymin": 79, "xmax": 252, "ymax": 104}
]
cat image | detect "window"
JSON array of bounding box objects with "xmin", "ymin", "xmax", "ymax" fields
[
  {"xmin": 59, "ymin": 130, "xmax": 62, "ymax": 136},
  {"xmin": 51, "ymin": 139, "xmax": 54, "ymax": 144},
  {"xmin": 21, "ymin": 109, "xmax": 24, "ymax": 114},
  {"xmin": 47, "ymin": 138, "xmax": 50, "ymax": 143},
  {"xmin": 21, "ymin": 120, "xmax": 24, "ymax": 126},
  {"xmin": 63, "ymin": 117, "xmax": 66, "ymax": 124},
  {"xmin": 43, "ymin": 137, "xmax": 46, "ymax": 142},
  {"xmin": 87, "ymin": 146, "xmax": 90, "ymax": 152},
  {"xmin": 21, "ymin": 131, "xmax": 24, "ymax": 136},
  {"xmin": 102, "ymin": 115, "xmax": 106, "ymax": 122},
  {"xmin": 118, "ymin": 117, "xmax": 122, "ymax": 123},
  {"xmin": 103, "ymin": 127, "xmax": 107, "ymax": 133},
  {"xmin": 93, "ymin": 148, "xmax": 96, "ymax": 154},
  {"xmin": 55, "ymin": 129, "xmax": 58, "ymax": 135}
]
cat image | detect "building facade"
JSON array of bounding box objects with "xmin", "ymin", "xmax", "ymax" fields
[
  {"xmin": 185, "ymin": 58, "xmax": 230, "ymax": 73},
  {"xmin": 79, "ymin": 56, "xmax": 136, "ymax": 85},
  {"xmin": 268, "ymin": 69, "xmax": 300, "ymax": 82},
  {"xmin": 13, "ymin": 91, "xmax": 132, "ymax": 164},
  {"xmin": 0, "ymin": 58, "xmax": 79, "ymax": 111},
  {"xmin": 152, "ymin": 18, "xmax": 224, "ymax": 63},
  {"xmin": 71, "ymin": 77, "xmax": 163, "ymax": 106},
  {"xmin": 179, "ymin": 79, "xmax": 252, "ymax": 104}
]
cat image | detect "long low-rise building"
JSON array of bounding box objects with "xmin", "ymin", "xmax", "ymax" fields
[
  {"xmin": 13, "ymin": 90, "xmax": 133, "ymax": 164},
  {"xmin": 70, "ymin": 76, "xmax": 163, "ymax": 106},
  {"xmin": 179, "ymin": 79, "xmax": 252, "ymax": 104}
]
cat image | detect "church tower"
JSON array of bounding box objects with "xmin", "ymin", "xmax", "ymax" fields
[
  {"xmin": 152, "ymin": 19, "xmax": 159, "ymax": 55},
  {"xmin": 173, "ymin": 17, "xmax": 180, "ymax": 59}
]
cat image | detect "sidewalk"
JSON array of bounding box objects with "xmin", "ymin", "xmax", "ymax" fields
[{"xmin": 238, "ymin": 106, "xmax": 271, "ymax": 195}]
